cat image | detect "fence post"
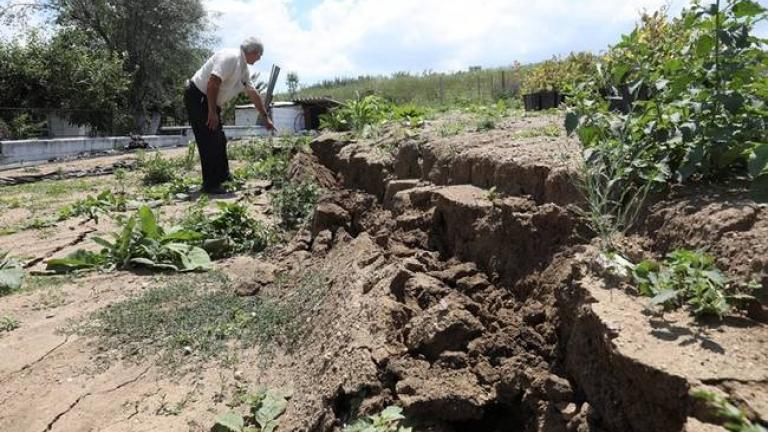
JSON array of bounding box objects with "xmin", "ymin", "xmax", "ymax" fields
[{"xmin": 501, "ymin": 71, "xmax": 506, "ymax": 91}]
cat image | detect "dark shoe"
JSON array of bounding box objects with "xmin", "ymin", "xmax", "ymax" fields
[{"xmin": 202, "ymin": 186, "xmax": 229, "ymax": 195}]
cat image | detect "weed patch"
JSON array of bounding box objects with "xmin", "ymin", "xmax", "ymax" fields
[
  {"xmin": 75, "ymin": 270, "xmax": 329, "ymax": 366},
  {"xmin": 180, "ymin": 198, "xmax": 276, "ymax": 258},
  {"xmin": 140, "ymin": 152, "xmax": 177, "ymax": 186},
  {"xmin": 0, "ymin": 316, "xmax": 21, "ymax": 334},
  {"xmin": 269, "ymin": 181, "xmax": 321, "ymax": 230},
  {"xmin": 633, "ymin": 249, "xmax": 760, "ymax": 318},
  {"xmin": 58, "ymin": 189, "xmax": 127, "ymax": 222}
]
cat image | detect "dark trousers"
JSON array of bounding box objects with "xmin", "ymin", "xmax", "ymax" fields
[{"xmin": 184, "ymin": 81, "xmax": 231, "ymax": 189}]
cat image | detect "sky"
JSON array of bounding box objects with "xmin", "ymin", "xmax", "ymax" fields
[{"xmin": 203, "ymin": 0, "xmax": 768, "ymax": 91}]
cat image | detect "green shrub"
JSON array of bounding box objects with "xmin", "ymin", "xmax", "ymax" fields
[
  {"xmin": 269, "ymin": 181, "xmax": 320, "ymax": 230},
  {"xmin": 180, "ymin": 198, "xmax": 275, "ymax": 258},
  {"xmin": 520, "ymin": 52, "xmax": 599, "ymax": 94},
  {"xmin": 567, "ymin": 1, "xmax": 768, "ymax": 200},
  {"xmin": 141, "ymin": 152, "xmax": 177, "ymax": 185},
  {"xmin": 320, "ymin": 94, "xmax": 391, "ymax": 133},
  {"xmin": 633, "ymin": 249, "xmax": 760, "ymax": 318}
]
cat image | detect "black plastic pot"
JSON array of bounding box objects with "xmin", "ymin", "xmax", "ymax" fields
[
  {"xmin": 539, "ymin": 91, "xmax": 558, "ymax": 110},
  {"xmin": 523, "ymin": 93, "xmax": 541, "ymax": 111}
]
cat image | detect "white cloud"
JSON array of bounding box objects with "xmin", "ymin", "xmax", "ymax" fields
[{"xmin": 203, "ymin": 0, "xmax": 698, "ymax": 89}]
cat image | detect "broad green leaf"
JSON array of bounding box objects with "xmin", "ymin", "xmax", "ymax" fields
[
  {"xmin": 378, "ymin": 406, "xmax": 406, "ymax": 423},
  {"xmin": 212, "ymin": 411, "xmax": 244, "ymax": 432},
  {"xmin": 651, "ymin": 289, "xmax": 681, "ymax": 306},
  {"xmin": 254, "ymin": 388, "xmax": 291, "ymax": 429},
  {"xmin": 696, "ymin": 34, "xmax": 715, "ymax": 57},
  {"xmin": 185, "ymin": 247, "xmax": 212, "ymax": 271},
  {"xmin": 138, "ymin": 206, "xmax": 160, "ymax": 239},
  {"xmin": 677, "ymin": 145, "xmax": 704, "ymax": 182},
  {"xmin": 129, "ymin": 257, "xmax": 157, "ymax": 267},
  {"xmin": 162, "ymin": 228, "xmax": 203, "ymax": 242},
  {"xmin": 92, "ymin": 236, "xmax": 114, "ymax": 249},
  {"xmin": 732, "ymin": 0, "xmax": 765, "ymax": 17},
  {"xmin": 748, "ymin": 143, "xmax": 768, "ymax": 178},
  {"xmin": 565, "ymin": 111, "xmax": 579, "ymax": 136},
  {"xmin": 46, "ymin": 250, "xmax": 104, "ymax": 273},
  {"xmin": 0, "ymin": 268, "xmax": 24, "ymax": 291},
  {"xmin": 262, "ymin": 420, "xmax": 280, "ymax": 432}
]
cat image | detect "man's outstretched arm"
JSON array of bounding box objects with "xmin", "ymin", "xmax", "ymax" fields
[{"xmin": 245, "ymin": 85, "xmax": 275, "ymax": 131}]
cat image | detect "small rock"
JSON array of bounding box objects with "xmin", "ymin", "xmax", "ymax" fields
[
  {"xmin": 456, "ymin": 274, "xmax": 491, "ymax": 294},
  {"xmin": 559, "ymin": 402, "xmax": 578, "ymax": 421},
  {"xmin": 402, "ymin": 257, "xmax": 427, "ymax": 273},
  {"xmin": 436, "ymin": 351, "xmax": 468, "ymax": 369},
  {"xmin": 389, "ymin": 268, "xmax": 414, "ymax": 300},
  {"xmin": 311, "ymin": 230, "xmax": 333, "ymax": 254},
  {"xmin": 523, "ymin": 301, "xmax": 547, "ymax": 325},
  {"xmin": 407, "ymin": 303, "xmax": 484, "ymax": 359},
  {"xmin": 234, "ymin": 261, "xmax": 279, "ymax": 296},
  {"xmin": 311, "ymin": 202, "xmax": 350, "ymax": 235},
  {"xmin": 540, "ymin": 374, "xmax": 574, "ymax": 403},
  {"xmin": 404, "ymin": 273, "xmax": 450, "ymax": 310},
  {"xmin": 430, "ymin": 262, "xmax": 478, "ymax": 286}
]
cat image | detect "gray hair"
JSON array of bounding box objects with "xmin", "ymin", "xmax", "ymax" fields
[{"xmin": 241, "ymin": 37, "xmax": 264, "ymax": 56}]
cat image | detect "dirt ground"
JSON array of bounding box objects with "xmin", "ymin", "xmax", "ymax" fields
[{"xmin": 1, "ymin": 111, "xmax": 766, "ymax": 432}]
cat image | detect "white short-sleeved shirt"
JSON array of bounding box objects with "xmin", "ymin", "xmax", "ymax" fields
[{"xmin": 190, "ymin": 48, "xmax": 251, "ymax": 107}]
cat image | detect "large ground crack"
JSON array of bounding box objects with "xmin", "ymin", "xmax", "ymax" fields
[
  {"xmin": 42, "ymin": 393, "xmax": 91, "ymax": 432},
  {"xmin": 0, "ymin": 336, "xmax": 70, "ymax": 385},
  {"xmin": 39, "ymin": 366, "xmax": 151, "ymax": 432},
  {"xmin": 24, "ymin": 228, "xmax": 96, "ymax": 269}
]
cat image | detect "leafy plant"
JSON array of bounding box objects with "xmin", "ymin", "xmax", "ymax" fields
[
  {"xmin": 0, "ymin": 250, "xmax": 25, "ymax": 296},
  {"xmin": 568, "ymin": 1, "xmax": 768, "ymax": 200},
  {"xmin": 213, "ymin": 388, "xmax": 293, "ymax": 432},
  {"xmin": 269, "ymin": 181, "xmax": 321, "ymax": 230},
  {"xmin": 47, "ymin": 206, "xmax": 212, "ymax": 273},
  {"xmin": 180, "ymin": 198, "xmax": 276, "ymax": 258},
  {"xmin": 320, "ymin": 94, "xmax": 391, "ymax": 133},
  {"xmin": 343, "ymin": 406, "xmax": 412, "ymax": 432},
  {"xmin": 0, "ymin": 316, "xmax": 21, "ymax": 334},
  {"xmin": 521, "ymin": 52, "xmax": 599, "ymax": 95},
  {"xmin": 633, "ymin": 249, "xmax": 760, "ymax": 317},
  {"xmin": 692, "ymin": 389, "xmax": 767, "ymax": 432},
  {"xmin": 141, "ymin": 152, "xmax": 177, "ymax": 186},
  {"xmin": 58, "ymin": 189, "xmax": 127, "ymax": 222}
]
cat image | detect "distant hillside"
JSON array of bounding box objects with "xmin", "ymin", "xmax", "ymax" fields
[{"xmin": 283, "ymin": 64, "xmax": 531, "ymax": 105}]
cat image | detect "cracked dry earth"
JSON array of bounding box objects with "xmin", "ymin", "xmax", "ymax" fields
[{"xmin": 1, "ymin": 113, "xmax": 768, "ymax": 432}]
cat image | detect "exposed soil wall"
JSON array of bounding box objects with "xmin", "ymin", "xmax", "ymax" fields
[{"xmin": 293, "ymin": 122, "xmax": 768, "ymax": 432}]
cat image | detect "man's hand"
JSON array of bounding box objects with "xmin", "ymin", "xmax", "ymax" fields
[
  {"xmin": 207, "ymin": 110, "xmax": 220, "ymax": 131},
  {"xmin": 264, "ymin": 117, "xmax": 276, "ymax": 132}
]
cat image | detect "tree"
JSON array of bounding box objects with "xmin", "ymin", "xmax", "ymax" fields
[
  {"xmin": 3, "ymin": 0, "xmax": 214, "ymax": 133},
  {"xmin": 0, "ymin": 29, "xmax": 130, "ymax": 136},
  {"xmin": 286, "ymin": 72, "xmax": 300, "ymax": 99}
]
